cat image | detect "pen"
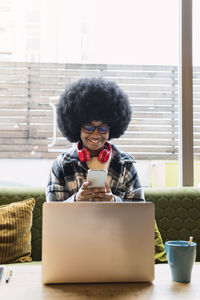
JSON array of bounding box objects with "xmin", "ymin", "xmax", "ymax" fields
[{"xmin": 5, "ymin": 270, "xmax": 13, "ymax": 283}]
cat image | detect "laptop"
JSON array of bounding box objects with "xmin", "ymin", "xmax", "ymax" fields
[{"xmin": 42, "ymin": 202, "xmax": 154, "ymax": 284}]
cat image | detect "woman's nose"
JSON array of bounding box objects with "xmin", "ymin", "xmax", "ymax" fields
[{"xmin": 91, "ymin": 128, "xmax": 100, "ymax": 136}]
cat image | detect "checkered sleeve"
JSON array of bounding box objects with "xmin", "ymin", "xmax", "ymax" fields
[
  {"xmin": 123, "ymin": 163, "xmax": 144, "ymax": 201},
  {"xmin": 46, "ymin": 156, "xmax": 74, "ymax": 202}
]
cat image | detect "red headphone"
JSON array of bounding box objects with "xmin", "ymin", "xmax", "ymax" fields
[{"xmin": 77, "ymin": 142, "xmax": 111, "ymax": 163}]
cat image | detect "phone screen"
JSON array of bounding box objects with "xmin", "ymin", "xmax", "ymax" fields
[{"xmin": 87, "ymin": 169, "xmax": 107, "ymax": 188}]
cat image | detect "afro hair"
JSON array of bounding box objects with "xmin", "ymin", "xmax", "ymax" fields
[{"xmin": 56, "ymin": 77, "xmax": 132, "ymax": 142}]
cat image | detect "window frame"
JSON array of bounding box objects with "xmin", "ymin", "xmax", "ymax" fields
[{"xmin": 179, "ymin": 0, "xmax": 194, "ymax": 186}]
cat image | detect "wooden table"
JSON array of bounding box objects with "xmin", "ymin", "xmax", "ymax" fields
[{"xmin": 0, "ymin": 262, "xmax": 200, "ymax": 300}]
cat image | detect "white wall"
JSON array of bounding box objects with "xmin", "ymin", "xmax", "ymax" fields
[{"xmin": 0, "ymin": 159, "xmax": 54, "ymax": 187}]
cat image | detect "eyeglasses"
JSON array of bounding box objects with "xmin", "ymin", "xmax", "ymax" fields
[{"xmin": 82, "ymin": 124, "xmax": 110, "ymax": 134}]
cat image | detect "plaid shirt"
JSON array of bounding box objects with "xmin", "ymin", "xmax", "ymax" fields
[{"xmin": 46, "ymin": 143, "xmax": 144, "ymax": 202}]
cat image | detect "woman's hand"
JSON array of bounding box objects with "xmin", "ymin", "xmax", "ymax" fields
[{"xmin": 75, "ymin": 181, "xmax": 114, "ymax": 202}]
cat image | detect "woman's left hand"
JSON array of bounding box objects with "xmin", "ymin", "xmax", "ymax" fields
[{"xmin": 89, "ymin": 181, "xmax": 114, "ymax": 202}]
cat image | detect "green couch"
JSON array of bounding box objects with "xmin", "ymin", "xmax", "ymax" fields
[{"xmin": 0, "ymin": 187, "xmax": 200, "ymax": 261}]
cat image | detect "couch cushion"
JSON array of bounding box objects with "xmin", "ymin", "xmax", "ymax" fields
[{"xmin": 0, "ymin": 198, "xmax": 35, "ymax": 263}]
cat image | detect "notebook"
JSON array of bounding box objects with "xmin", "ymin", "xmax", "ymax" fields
[{"xmin": 42, "ymin": 202, "xmax": 155, "ymax": 284}]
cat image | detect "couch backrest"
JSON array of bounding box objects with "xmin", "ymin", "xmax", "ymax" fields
[
  {"xmin": 0, "ymin": 187, "xmax": 200, "ymax": 261},
  {"xmin": 145, "ymin": 187, "xmax": 200, "ymax": 261}
]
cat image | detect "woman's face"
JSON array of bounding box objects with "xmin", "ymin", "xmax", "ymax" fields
[{"xmin": 80, "ymin": 121, "xmax": 110, "ymax": 151}]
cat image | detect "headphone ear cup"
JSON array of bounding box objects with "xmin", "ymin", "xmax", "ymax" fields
[
  {"xmin": 98, "ymin": 142, "xmax": 111, "ymax": 162},
  {"xmin": 98, "ymin": 149, "xmax": 109, "ymax": 162},
  {"xmin": 98, "ymin": 149, "xmax": 108, "ymax": 162},
  {"xmin": 77, "ymin": 143, "xmax": 90, "ymax": 162},
  {"xmin": 78, "ymin": 150, "xmax": 85, "ymax": 162},
  {"xmin": 82, "ymin": 148, "xmax": 90, "ymax": 162}
]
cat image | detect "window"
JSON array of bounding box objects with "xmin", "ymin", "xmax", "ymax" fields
[{"xmin": 0, "ymin": 0, "xmax": 196, "ymax": 188}]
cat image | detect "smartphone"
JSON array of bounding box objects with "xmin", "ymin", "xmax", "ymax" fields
[{"xmin": 86, "ymin": 169, "xmax": 108, "ymax": 188}]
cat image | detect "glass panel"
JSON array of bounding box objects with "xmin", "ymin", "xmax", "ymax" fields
[{"xmin": 0, "ymin": 0, "xmax": 179, "ymax": 187}]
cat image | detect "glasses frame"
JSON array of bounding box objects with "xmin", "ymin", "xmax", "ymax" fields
[{"xmin": 82, "ymin": 123, "xmax": 110, "ymax": 134}]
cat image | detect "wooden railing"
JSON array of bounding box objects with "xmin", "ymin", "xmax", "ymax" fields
[{"xmin": 0, "ymin": 61, "xmax": 199, "ymax": 160}]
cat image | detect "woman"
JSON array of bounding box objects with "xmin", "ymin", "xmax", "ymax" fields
[{"xmin": 46, "ymin": 77, "xmax": 144, "ymax": 202}]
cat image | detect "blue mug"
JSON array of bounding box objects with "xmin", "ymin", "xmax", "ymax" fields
[{"xmin": 165, "ymin": 240, "xmax": 197, "ymax": 282}]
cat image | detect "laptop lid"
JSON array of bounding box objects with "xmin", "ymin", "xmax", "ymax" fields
[{"xmin": 42, "ymin": 202, "xmax": 154, "ymax": 284}]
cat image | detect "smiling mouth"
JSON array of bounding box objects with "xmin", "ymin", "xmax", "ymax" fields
[{"xmin": 88, "ymin": 139, "xmax": 103, "ymax": 144}]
